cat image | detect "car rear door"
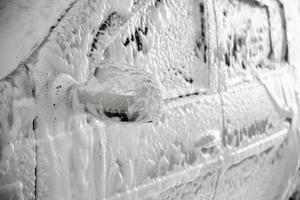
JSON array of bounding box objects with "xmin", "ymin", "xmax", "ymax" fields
[{"xmin": 213, "ymin": 0, "xmax": 300, "ymax": 199}]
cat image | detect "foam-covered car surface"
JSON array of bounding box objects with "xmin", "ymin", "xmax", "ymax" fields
[{"xmin": 0, "ymin": 0, "xmax": 300, "ymax": 200}]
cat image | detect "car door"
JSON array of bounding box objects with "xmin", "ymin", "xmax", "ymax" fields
[
  {"xmin": 213, "ymin": 0, "xmax": 300, "ymax": 199},
  {"xmin": 90, "ymin": 0, "xmax": 225, "ymax": 199}
]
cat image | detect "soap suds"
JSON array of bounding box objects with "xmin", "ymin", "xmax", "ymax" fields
[{"xmin": 1, "ymin": 0, "xmax": 300, "ymax": 199}]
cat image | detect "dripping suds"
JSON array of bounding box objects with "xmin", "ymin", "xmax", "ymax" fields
[{"xmin": 32, "ymin": 117, "xmax": 38, "ymax": 200}]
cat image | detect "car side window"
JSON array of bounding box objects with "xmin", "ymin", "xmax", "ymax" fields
[
  {"xmin": 215, "ymin": 0, "xmax": 288, "ymax": 79},
  {"xmin": 89, "ymin": 0, "xmax": 214, "ymax": 100}
]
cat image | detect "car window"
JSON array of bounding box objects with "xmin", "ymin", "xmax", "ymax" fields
[
  {"xmin": 216, "ymin": 0, "xmax": 288, "ymax": 79},
  {"xmin": 90, "ymin": 0, "xmax": 212, "ymax": 100}
]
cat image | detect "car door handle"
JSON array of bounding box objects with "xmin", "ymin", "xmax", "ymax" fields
[
  {"xmin": 50, "ymin": 61, "xmax": 162, "ymax": 123},
  {"xmin": 193, "ymin": 130, "xmax": 221, "ymax": 155}
]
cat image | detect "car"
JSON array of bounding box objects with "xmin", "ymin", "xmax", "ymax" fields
[{"xmin": 0, "ymin": 0, "xmax": 299, "ymax": 199}]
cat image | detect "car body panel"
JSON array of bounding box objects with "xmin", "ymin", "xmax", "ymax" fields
[{"xmin": 0, "ymin": 0, "xmax": 299, "ymax": 199}]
